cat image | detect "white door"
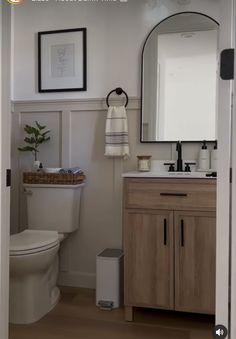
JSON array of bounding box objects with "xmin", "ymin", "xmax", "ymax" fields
[
  {"xmin": 0, "ymin": 2, "xmax": 11, "ymax": 339},
  {"xmin": 218, "ymin": 0, "xmax": 235, "ymax": 338},
  {"xmin": 230, "ymin": 0, "xmax": 236, "ymax": 337}
]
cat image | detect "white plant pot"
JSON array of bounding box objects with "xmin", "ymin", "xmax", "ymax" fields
[{"xmin": 33, "ymin": 160, "xmax": 40, "ymax": 171}]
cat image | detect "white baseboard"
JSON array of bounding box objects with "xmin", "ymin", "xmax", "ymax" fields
[{"xmin": 58, "ymin": 271, "xmax": 96, "ymax": 289}]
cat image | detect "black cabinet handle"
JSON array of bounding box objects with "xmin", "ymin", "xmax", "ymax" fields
[
  {"xmin": 164, "ymin": 218, "xmax": 167, "ymax": 245},
  {"xmin": 181, "ymin": 219, "xmax": 184, "ymax": 247},
  {"xmin": 160, "ymin": 193, "xmax": 187, "ymax": 197}
]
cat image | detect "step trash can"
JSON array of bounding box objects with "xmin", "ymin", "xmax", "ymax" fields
[{"xmin": 96, "ymin": 248, "xmax": 124, "ymax": 310}]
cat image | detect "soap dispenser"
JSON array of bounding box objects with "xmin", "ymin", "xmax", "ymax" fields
[
  {"xmin": 211, "ymin": 140, "xmax": 217, "ymax": 171},
  {"xmin": 198, "ymin": 140, "xmax": 210, "ymax": 171}
]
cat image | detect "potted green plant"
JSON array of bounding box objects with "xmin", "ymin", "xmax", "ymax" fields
[{"xmin": 18, "ymin": 121, "xmax": 51, "ymax": 169}]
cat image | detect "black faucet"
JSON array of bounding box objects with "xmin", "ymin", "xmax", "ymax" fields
[{"xmin": 176, "ymin": 141, "xmax": 183, "ymax": 172}]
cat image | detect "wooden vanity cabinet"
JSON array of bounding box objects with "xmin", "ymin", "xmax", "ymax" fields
[
  {"xmin": 123, "ymin": 178, "xmax": 216, "ymax": 321},
  {"xmin": 174, "ymin": 210, "xmax": 216, "ymax": 314},
  {"xmin": 124, "ymin": 210, "xmax": 174, "ymax": 310}
]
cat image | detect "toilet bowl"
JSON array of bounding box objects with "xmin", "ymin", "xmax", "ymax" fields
[
  {"xmin": 10, "ymin": 230, "xmax": 60, "ymax": 324},
  {"xmin": 9, "ymin": 183, "xmax": 84, "ymax": 324}
]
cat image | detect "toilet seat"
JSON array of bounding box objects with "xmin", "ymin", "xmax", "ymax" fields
[{"xmin": 10, "ymin": 230, "xmax": 59, "ymax": 256}]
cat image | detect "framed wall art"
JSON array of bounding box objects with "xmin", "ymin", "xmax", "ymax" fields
[{"xmin": 38, "ymin": 28, "xmax": 87, "ymax": 92}]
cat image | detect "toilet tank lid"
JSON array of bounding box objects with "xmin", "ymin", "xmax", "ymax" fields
[{"xmin": 10, "ymin": 230, "xmax": 59, "ymax": 252}]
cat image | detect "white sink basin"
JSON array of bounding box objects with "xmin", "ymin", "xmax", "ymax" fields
[{"xmin": 122, "ymin": 171, "xmax": 215, "ymax": 179}]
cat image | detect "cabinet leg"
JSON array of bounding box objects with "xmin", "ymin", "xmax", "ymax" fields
[{"xmin": 125, "ymin": 306, "xmax": 133, "ymax": 322}]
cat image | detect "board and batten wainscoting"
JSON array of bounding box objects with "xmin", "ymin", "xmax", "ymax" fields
[{"xmin": 11, "ymin": 98, "xmax": 201, "ymax": 289}]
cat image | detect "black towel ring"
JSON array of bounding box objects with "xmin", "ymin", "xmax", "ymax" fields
[{"xmin": 106, "ymin": 87, "xmax": 129, "ymax": 107}]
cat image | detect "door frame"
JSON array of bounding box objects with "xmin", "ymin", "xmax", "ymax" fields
[
  {"xmin": 0, "ymin": 2, "xmax": 11, "ymax": 339},
  {"xmin": 230, "ymin": 0, "xmax": 236, "ymax": 337},
  {"xmin": 0, "ymin": 1, "xmax": 235, "ymax": 338}
]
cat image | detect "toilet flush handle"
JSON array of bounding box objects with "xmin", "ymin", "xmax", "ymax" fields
[{"xmin": 23, "ymin": 188, "xmax": 33, "ymax": 195}]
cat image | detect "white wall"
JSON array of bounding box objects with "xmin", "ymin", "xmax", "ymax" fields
[
  {"xmin": 12, "ymin": 0, "xmax": 220, "ymax": 100},
  {"xmin": 11, "ymin": 0, "xmax": 221, "ymax": 288}
]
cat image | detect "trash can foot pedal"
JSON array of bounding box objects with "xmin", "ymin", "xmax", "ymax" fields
[{"xmin": 98, "ymin": 300, "xmax": 114, "ymax": 310}]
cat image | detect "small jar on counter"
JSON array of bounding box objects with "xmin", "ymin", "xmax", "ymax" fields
[{"xmin": 137, "ymin": 155, "xmax": 152, "ymax": 172}]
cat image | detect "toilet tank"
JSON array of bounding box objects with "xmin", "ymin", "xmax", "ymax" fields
[{"xmin": 23, "ymin": 183, "xmax": 84, "ymax": 233}]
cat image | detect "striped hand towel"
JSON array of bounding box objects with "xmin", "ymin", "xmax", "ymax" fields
[{"xmin": 105, "ymin": 106, "xmax": 130, "ymax": 158}]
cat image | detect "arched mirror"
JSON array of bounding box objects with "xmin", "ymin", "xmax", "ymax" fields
[{"xmin": 141, "ymin": 12, "xmax": 219, "ymax": 142}]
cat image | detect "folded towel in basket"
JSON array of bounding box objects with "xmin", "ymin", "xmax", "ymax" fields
[{"xmin": 59, "ymin": 167, "xmax": 83, "ymax": 174}]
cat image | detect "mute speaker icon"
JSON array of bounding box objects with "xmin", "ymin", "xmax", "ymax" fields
[
  {"xmin": 213, "ymin": 325, "xmax": 227, "ymax": 338},
  {"xmin": 216, "ymin": 329, "xmax": 224, "ymax": 336}
]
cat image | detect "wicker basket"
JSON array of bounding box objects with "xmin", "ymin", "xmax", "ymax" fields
[{"xmin": 23, "ymin": 172, "xmax": 86, "ymax": 185}]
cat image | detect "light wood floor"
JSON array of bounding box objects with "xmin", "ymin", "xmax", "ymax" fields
[{"xmin": 9, "ymin": 287, "xmax": 215, "ymax": 339}]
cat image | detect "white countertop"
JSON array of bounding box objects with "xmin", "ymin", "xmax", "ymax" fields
[{"xmin": 122, "ymin": 171, "xmax": 216, "ymax": 179}]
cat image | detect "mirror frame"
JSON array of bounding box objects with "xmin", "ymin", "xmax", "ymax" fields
[{"xmin": 140, "ymin": 11, "xmax": 219, "ymax": 143}]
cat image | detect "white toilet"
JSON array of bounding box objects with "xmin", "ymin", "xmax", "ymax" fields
[{"xmin": 9, "ymin": 183, "xmax": 84, "ymax": 324}]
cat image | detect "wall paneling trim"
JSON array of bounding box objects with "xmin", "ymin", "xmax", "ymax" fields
[
  {"xmin": 11, "ymin": 97, "xmax": 200, "ymax": 288},
  {"xmin": 12, "ymin": 97, "xmax": 141, "ymax": 288}
]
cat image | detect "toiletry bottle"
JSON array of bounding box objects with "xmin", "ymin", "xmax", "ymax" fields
[
  {"xmin": 211, "ymin": 140, "xmax": 217, "ymax": 171},
  {"xmin": 37, "ymin": 162, "xmax": 43, "ymax": 172},
  {"xmin": 198, "ymin": 140, "xmax": 210, "ymax": 171}
]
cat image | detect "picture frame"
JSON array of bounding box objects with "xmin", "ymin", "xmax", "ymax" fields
[{"xmin": 38, "ymin": 28, "xmax": 87, "ymax": 92}]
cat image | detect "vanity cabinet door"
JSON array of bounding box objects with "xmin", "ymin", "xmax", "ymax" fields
[
  {"xmin": 174, "ymin": 211, "xmax": 216, "ymax": 314},
  {"xmin": 124, "ymin": 210, "xmax": 174, "ymax": 310}
]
